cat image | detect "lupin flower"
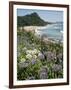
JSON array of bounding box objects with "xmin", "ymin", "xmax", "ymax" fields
[
  {"xmin": 52, "ymin": 64, "xmax": 62, "ymax": 72},
  {"xmin": 31, "ymin": 59, "xmax": 36, "ymax": 65},
  {"xmin": 57, "ymin": 53, "xmax": 63, "ymax": 60},
  {"xmin": 45, "ymin": 51, "xmax": 56, "ymax": 61},
  {"xmin": 38, "ymin": 52, "xmax": 45, "ymax": 60},
  {"xmin": 39, "ymin": 66, "xmax": 48, "ymax": 79}
]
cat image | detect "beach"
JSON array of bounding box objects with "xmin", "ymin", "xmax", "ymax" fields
[{"xmin": 18, "ymin": 22, "xmax": 63, "ymax": 44}]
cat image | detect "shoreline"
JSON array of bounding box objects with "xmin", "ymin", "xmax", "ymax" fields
[
  {"xmin": 24, "ymin": 25, "xmax": 48, "ymax": 31},
  {"xmin": 18, "ymin": 25, "xmax": 63, "ymax": 44},
  {"xmin": 18, "ymin": 25, "xmax": 49, "ymax": 31}
]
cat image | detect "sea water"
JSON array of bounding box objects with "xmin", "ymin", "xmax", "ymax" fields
[{"xmin": 37, "ymin": 22, "xmax": 63, "ymax": 42}]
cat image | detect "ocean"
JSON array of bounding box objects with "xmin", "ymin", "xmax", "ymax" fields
[{"xmin": 37, "ymin": 22, "xmax": 63, "ymax": 42}]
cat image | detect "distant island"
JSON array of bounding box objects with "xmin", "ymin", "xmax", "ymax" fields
[{"xmin": 17, "ymin": 12, "xmax": 52, "ymax": 27}]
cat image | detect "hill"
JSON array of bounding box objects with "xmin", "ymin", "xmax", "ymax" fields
[{"xmin": 17, "ymin": 12, "xmax": 50, "ymax": 27}]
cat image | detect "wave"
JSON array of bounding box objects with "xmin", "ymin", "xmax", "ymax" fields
[{"xmin": 60, "ymin": 31, "xmax": 63, "ymax": 34}]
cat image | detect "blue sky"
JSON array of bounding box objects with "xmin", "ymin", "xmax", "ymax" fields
[{"xmin": 17, "ymin": 9, "xmax": 63, "ymax": 22}]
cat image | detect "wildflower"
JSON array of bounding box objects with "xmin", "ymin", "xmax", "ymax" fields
[
  {"xmin": 26, "ymin": 50, "xmax": 32, "ymax": 54},
  {"xmin": 26, "ymin": 49, "xmax": 40, "ymax": 58},
  {"xmin": 20, "ymin": 58, "xmax": 26, "ymax": 62},
  {"xmin": 26, "ymin": 54, "xmax": 32, "ymax": 59},
  {"xmin": 52, "ymin": 64, "xmax": 62, "ymax": 72},
  {"xmin": 38, "ymin": 52, "xmax": 45, "ymax": 60},
  {"xmin": 45, "ymin": 51, "xmax": 56, "ymax": 62},
  {"xmin": 39, "ymin": 66, "xmax": 48, "ymax": 79},
  {"xmin": 33, "ymin": 55, "xmax": 37, "ymax": 59},
  {"xmin": 31, "ymin": 59, "xmax": 36, "ymax": 65},
  {"xmin": 22, "ymin": 47, "xmax": 27, "ymax": 51},
  {"xmin": 18, "ymin": 60, "xmax": 30, "ymax": 68},
  {"xmin": 17, "ymin": 51, "xmax": 21, "ymax": 57},
  {"xmin": 33, "ymin": 49, "xmax": 38, "ymax": 54},
  {"xmin": 27, "ymin": 76, "xmax": 35, "ymax": 80}
]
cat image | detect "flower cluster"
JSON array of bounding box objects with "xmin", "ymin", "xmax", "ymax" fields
[
  {"xmin": 17, "ymin": 30, "xmax": 63, "ymax": 80},
  {"xmin": 52, "ymin": 64, "xmax": 62, "ymax": 72},
  {"xmin": 39, "ymin": 66, "xmax": 48, "ymax": 79},
  {"xmin": 18, "ymin": 60, "xmax": 30, "ymax": 68}
]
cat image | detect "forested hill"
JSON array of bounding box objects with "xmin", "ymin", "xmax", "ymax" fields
[{"xmin": 17, "ymin": 12, "xmax": 50, "ymax": 27}]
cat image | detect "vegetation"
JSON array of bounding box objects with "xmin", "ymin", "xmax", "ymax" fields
[
  {"xmin": 17, "ymin": 12, "xmax": 63, "ymax": 80},
  {"xmin": 17, "ymin": 12, "xmax": 51, "ymax": 27},
  {"xmin": 17, "ymin": 30, "xmax": 63, "ymax": 80}
]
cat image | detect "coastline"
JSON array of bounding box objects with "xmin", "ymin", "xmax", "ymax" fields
[
  {"xmin": 24, "ymin": 25, "xmax": 48, "ymax": 31},
  {"xmin": 18, "ymin": 25, "xmax": 48, "ymax": 31},
  {"xmin": 18, "ymin": 25, "xmax": 63, "ymax": 44}
]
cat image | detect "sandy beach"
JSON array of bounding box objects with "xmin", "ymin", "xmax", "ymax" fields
[
  {"xmin": 18, "ymin": 25, "xmax": 48, "ymax": 32},
  {"xmin": 18, "ymin": 25, "xmax": 63, "ymax": 44}
]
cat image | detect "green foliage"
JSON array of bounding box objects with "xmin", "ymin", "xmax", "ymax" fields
[
  {"xmin": 17, "ymin": 12, "xmax": 48, "ymax": 27},
  {"xmin": 17, "ymin": 30, "xmax": 63, "ymax": 80}
]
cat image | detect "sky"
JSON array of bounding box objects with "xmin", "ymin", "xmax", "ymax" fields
[{"xmin": 17, "ymin": 9, "xmax": 63, "ymax": 22}]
